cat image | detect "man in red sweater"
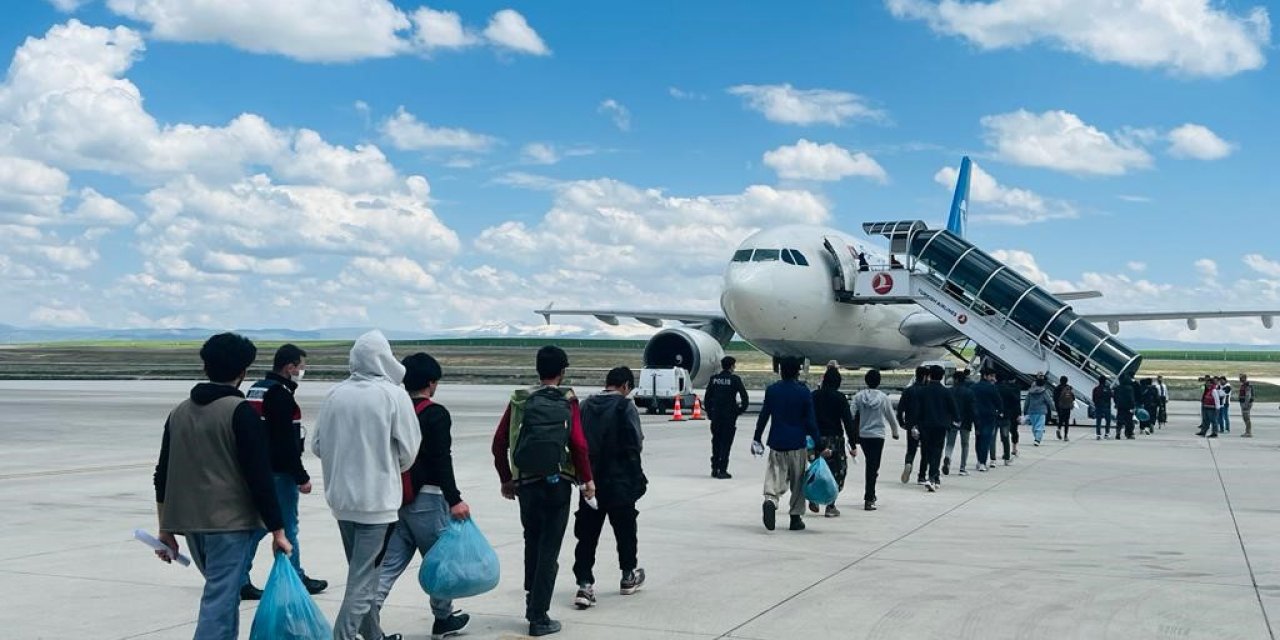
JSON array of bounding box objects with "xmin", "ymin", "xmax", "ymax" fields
[{"xmin": 492, "ymin": 346, "xmax": 596, "ymax": 637}]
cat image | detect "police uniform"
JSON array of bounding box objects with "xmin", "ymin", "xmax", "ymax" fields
[{"xmin": 704, "ymin": 369, "xmax": 749, "ymax": 477}]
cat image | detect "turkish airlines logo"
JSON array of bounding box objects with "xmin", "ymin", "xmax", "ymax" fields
[{"xmin": 872, "ymin": 273, "xmax": 894, "ymax": 294}]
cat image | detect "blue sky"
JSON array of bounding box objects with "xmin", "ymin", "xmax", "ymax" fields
[{"xmin": 0, "ymin": 1, "xmax": 1276, "ymax": 342}]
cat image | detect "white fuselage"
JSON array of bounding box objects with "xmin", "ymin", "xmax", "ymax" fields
[{"xmin": 718, "ymin": 225, "xmax": 947, "ymax": 369}]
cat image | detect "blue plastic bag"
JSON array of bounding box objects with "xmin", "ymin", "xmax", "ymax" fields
[
  {"xmin": 419, "ymin": 519, "xmax": 501, "ymax": 600},
  {"xmin": 803, "ymin": 457, "xmax": 839, "ymax": 506},
  {"xmin": 1136, "ymin": 408, "xmax": 1151, "ymax": 422},
  {"xmin": 249, "ymin": 551, "xmax": 332, "ymax": 640}
]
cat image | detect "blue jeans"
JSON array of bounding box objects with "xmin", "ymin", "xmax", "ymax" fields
[
  {"xmin": 376, "ymin": 491, "xmax": 454, "ymax": 621},
  {"xmin": 1029, "ymin": 414, "xmax": 1047, "ymax": 442},
  {"xmin": 975, "ymin": 421, "xmax": 996, "ymax": 466},
  {"xmin": 1219, "ymin": 407, "xmax": 1230, "ymax": 432},
  {"xmin": 187, "ymin": 530, "xmax": 257, "ymax": 640},
  {"xmin": 1094, "ymin": 409, "xmax": 1113, "ymax": 436},
  {"xmin": 244, "ymin": 473, "xmax": 303, "ymax": 585}
]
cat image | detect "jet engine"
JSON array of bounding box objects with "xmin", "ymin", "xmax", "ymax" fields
[{"xmin": 643, "ymin": 327, "xmax": 726, "ymax": 388}]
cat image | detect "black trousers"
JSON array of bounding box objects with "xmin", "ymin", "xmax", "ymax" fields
[
  {"xmin": 1057, "ymin": 408, "xmax": 1071, "ymax": 437},
  {"xmin": 709, "ymin": 417, "xmax": 738, "ymax": 472},
  {"xmin": 572, "ymin": 500, "xmax": 638, "ymax": 586},
  {"xmin": 1117, "ymin": 407, "xmax": 1135, "ymax": 438},
  {"xmin": 904, "ymin": 429, "xmax": 920, "ymax": 466},
  {"xmin": 859, "ymin": 437, "xmax": 884, "ymax": 503},
  {"xmin": 517, "ymin": 480, "xmax": 572, "ymax": 621},
  {"xmin": 921, "ymin": 427, "xmax": 946, "ymax": 483}
]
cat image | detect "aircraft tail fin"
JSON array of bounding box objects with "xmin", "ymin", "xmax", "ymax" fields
[{"xmin": 946, "ymin": 156, "xmax": 971, "ymax": 237}]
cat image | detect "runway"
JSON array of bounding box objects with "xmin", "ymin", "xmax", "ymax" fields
[{"xmin": 0, "ymin": 380, "xmax": 1274, "ymax": 639}]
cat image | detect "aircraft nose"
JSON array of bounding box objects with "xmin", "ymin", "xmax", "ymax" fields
[{"xmin": 720, "ymin": 264, "xmax": 774, "ymax": 319}]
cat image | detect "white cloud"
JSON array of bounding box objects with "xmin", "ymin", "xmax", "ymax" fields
[
  {"xmin": 1167, "ymin": 124, "xmax": 1235, "ymax": 160},
  {"xmin": 934, "ymin": 161, "xmax": 1075, "ymax": 225},
  {"xmin": 105, "ymin": 0, "xmax": 413, "ymax": 62},
  {"xmin": 1195, "ymin": 258, "xmax": 1219, "ymax": 279},
  {"xmin": 379, "ymin": 107, "xmax": 498, "ymax": 152},
  {"xmin": 521, "ymin": 143, "xmax": 560, "ymax": 165},
  {"xmin": 1244, "ymin": 254, "xmax": 1280, "ymax": 278},
  {"xmin": 981, "ymin": 110, "xmax": 1153, "ymax": 176},
  {"xmin": 1127, "ymin": 261, "xmax": 1147, "ymax": 273},
  {"xmin": 344, "ymin": 256, "xmax": 437, "ymax": 292},
  {"xmin": 598, "ymin": 99, "xmax": 631, "ymax": 131},
  {"xmin": 886, "ymin": 0, "xmax": 1270, "ymax": 78},
  {"xmin": 410, "ymin": 6, "xmax": 480, "ymax": 51},
  {"xmin": 668, "ymin": 87, "xmax": 706, "ymax": 100},
  {"xmin": 48, "ymin": 0, "xmax": 88, "ymax": 12},
  {"xmin": 483, "ymin": 9, "xmax": 550, "ymax": 56},
  {"xmin": 728, "ymin": 84, "xmax": 887, "ymax": 126},
  {"xmin": 30, "ymin": 304, "xmax": 91, "ymax": 326},
  {"xmin": 762, "ymin": 140, "xmax": 887, "ymax": 183},
  {"xmin": 1118, "ymin": 195, "xmax": 1151, "ymax": 203}
]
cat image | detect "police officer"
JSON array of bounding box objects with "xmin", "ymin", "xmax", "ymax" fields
[{"xmin": 704, "ymin": 356, "xmax": 749, "ymax": 479}]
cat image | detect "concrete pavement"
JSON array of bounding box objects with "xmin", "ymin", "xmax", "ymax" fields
[{"xmin": 0, "ymin": 380, "xmax": 1274, "ymax": 639}]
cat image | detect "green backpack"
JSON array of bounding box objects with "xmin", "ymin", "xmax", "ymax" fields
[{"xmin": 509, "ymin": 386, "xmax": 576, "ymax": 479}]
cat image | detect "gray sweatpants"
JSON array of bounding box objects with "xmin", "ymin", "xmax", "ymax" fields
[
  {"xmin": 944, "ymin": 426, "xmax": 970, "ymax": 471},
  {"xmin": 375, "ymin": 492, "xmax": 454, "ymax": 621},
  {"xmin": 763, "ymin": 448, "xmax": 809, "ymax": 517},
  {"xmin": 335, "ymin": 521, "xmax": 394, "ymax": 640}
]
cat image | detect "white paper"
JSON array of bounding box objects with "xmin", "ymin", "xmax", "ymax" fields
[{"xmin": 134, "ymin": 529, "xmax": 191, "ymax": 567}]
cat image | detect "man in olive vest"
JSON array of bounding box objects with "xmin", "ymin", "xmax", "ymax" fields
[{"xmin": 152, "ymin": 333, "xmax": 291, "ymax": 640}]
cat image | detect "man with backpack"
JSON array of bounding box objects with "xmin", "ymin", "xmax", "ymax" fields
[
  {"xmin": 753, "ymin": 356, "xmax": 821, "ymax": 531},
  {"xmin": 240, "ymin": 344, "xmax": 327, "ymax": 600},
  {"xmin": 572, "ymin": 367, "xmax": 647, "ymax": 610},
  {"xmin": 491, "ymin": 346, "xmax": 595, "ymax": 637},
  {"xmin": 1239, "ymin": 374, "xmax": 1255, "ymax": 438},
  {"xmin": 373, "ymin": 353, "xmax": 471, "ymax": 639},
  {"xmin": 1092, "ymin": 376, "xmax": 1113, "ymax": 440},
  {"xmin": 1055, "ymin": 376, "xmax": 1075, "ymax": 441},
  {"xmin": 704, "ymin": 356, "xmax": 749, "ymax": 479}
]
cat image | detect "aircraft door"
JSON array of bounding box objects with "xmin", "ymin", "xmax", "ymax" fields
[{"xmin": 822, "ymin": 236, "xmax": 857, "ymax": 294}]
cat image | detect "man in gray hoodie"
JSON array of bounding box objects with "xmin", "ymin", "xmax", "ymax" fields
[
  {"xmin": 851, "ymin": 369, "xmax": 900, "ymax": 511},
  {"xmin": 313, "ymin": 331, "xmax": 422, "ymax": 640},
  {"xmin": 1024, "ymin": 376, "xmax": 1054, "ymax": 445}
]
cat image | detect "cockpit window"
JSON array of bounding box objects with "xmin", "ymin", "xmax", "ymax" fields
[
  {"xmin": 732, "ymin": 249, "xmax": 754, "ymax": 262},
  {"xmin": 790, "ymin": 250, "xmax": 810, "ymax": 266},
  {"xmin": 781, "ymin": 250, "xmax": 796, "ymax": 265},
  {"xmin": 752, "ymin": 249, "xmax": 781, "ymax": 262}
]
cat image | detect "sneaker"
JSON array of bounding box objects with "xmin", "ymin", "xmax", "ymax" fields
[
  {"xmin": 239, "ymin": 583, "xmax": 263, "ymax": 601},
  {"xmin": 789, "ymin": 515, "xmax": 806, "ymax": 531},
  {"xmin": 1208, "ymin": 433, "xmax": 1218, "ymax": 439},
  {"xmin": 1064, "ymin": 435, "xmax": 1070, "ymax": 442},
  {"xmin": 720, "ymin": 471, "xmax": 733, "ymax": 479},
  {"xmin": 1096, "ymin": 435, "xmax": 1101, "ymax": 440},
  {"xmin": 301, "ymin": 575, "xmax": 328, "ymax": 595},
  {"xmin": 901, "ymin": 463, "xmax": 913, "ymax": 484},
  {"xmin": 1004, "ymin": 459, "xmax": 1011, "ymax": 466},
  {"xmin": 1243, "ymin": 433, "xmax": 1253, "ymax": 438},
  {"xmin": 925, "ymin": 481, "xmax": 937, "ymax": 492},
  {"xmin": 573, "ymin": 585, "xmax": 596, "ymax": 609},
  {"xmin": 529, "ymin": 618, "xmax": 562, "ymax": 637},
  {"xmin": 1034, "ymin": 440, "xmax": 1040, "ymax": 446},
  {"xmin": 825, "ymin": 505, "xmax": 841, "ymax": 518},
  {"xmin": 943, "ymin": 457, "xmax": 951, "ymax": 476},
  {"xmin": 620, "ymin": 569, "xmax": 646, "ymax": 595},
  {"xmin": 916, "ymin": 477, "xmax": 928, "ymax": 485},
  {"xmin": 958, "ymin": 468, "xmax": 969, "ymax": 476},
  {"xmin": 808, "ymin": 501, "xmax": 819, "ymax": 514},
  {"xmin": 864, "ymin": 501, "xmax": 877, "ymax": 511},
  {"xmin": 1056, "ymin": 429, "xmax": 1062, "ymax": 440},
  {"xmin": 762, "ymin": 500, "xmax": 776, "ymax": 531},
  {"xmin": 385, "ymin": 635, "xmax": 404, "ymax": 640},
  {"xmin": 977, "ymin": 464, "xmax": 988, "ymax": 472},
  {"xmin": 432, "ymin": 612, "xmax": 471, "ymax": 638}
]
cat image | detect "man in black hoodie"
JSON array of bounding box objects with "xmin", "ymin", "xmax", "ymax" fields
[
  {"xmin": 898, "ymin": 366, "xmax": 927, "ymax": 485},
  {"xmin": 241, "ymin": 344, "xmax": 326, "ymax": 599},
  {"xmin": 573, "ymin": 367, "xmax": 647, "ymax": 610},
  {"xmin": 997, "ymin": 374, "xmax": 1022, "ymax": 464},
  {"xmin": 1114, "ymin": 375, "xmax": 1137, "ymax": 440},
  {"xmin": 152, "ymin": 333, "xmax": 290, "ymax": 640},
  {"xmin": 915, "ymin": 365, "xmax": 957, "ymax": 491}
]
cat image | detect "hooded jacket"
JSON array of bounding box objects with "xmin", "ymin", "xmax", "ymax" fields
[
  {"xmin": 851, "ymin": 388, "xmax": 900, "ymax": 439},
  {"xmin": 1024, "ymin": 386, "xmax": 1054, "ymax": 416},
  {"xmin": 312, "ymin": 331, "xmax": 421, "ymax": 525},
  {"xmin": 580, "ymin": 391, "xmax": 646, "ymax": 508}
]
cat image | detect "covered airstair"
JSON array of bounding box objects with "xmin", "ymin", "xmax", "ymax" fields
[{"xmin": 825, "ymin": 221, "xmax": 1142, "ymax": 401}]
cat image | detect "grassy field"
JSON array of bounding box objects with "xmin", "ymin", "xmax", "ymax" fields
[{"xmin": 1, "ymin": 339, "xmax": 1277, "ymax": 401}]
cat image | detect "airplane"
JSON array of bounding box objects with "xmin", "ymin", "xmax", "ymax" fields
[{"xmin": 538, "ymin": 157, "xmax": 1279, "ymax": 387}]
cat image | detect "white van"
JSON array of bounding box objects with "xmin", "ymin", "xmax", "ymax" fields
[{"xmin": 634, "ymin": 367, "xmax": 697, "ymax": 415}]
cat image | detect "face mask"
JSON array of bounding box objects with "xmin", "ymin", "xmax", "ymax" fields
[{"xmin": 294, "ymin": 369, "xmax": 306, "ymax": 382}]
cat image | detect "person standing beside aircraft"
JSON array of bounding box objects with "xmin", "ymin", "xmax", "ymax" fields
[
  {"xmin": 972, "ymin": 370, "xmax": 1003, "ymax": 472},
  {"xmin": 704, "ymin": 357, "xmax": 749, "ymax": 479},
  {"xmin": 1092, "ymin": 376, "xmax": 1114, "ymax": 440},
  {"xmin": 810, "ymin": 365, "xmax": 858, "ymax": 517},
  {"xmin": 852, "ymin": 369, "xmax": 899, "ymax": 510},
  {"xmin": 913, "ymin": 365, "xmax": 956, "ymax": 491},
  {"xmin": 1238, "ymin": 374, "xmax": 1254, "ymax": 438},
  {"xmin": 943, "ymin": 370, "xmax": 974, "ymax": 477},
  {"xmin": 1197, "ymin": 376, "xmax": 1221, "ymax": 438},
  {"xmin": 1218, "ymin": 376, "xmax": 1232, "ymax": 434},
  {"xmin": 899, "ymin": 366, "xmax": 927, "ymax": 485},
  {"xmin": 753, "ymin": 357, "xmax": 821, "ymax": 531},
  {"xmin": 1139, "ymin": 378, "xmax": 1159, "ymax": 435},
  {"xmin": 1155, "ymin": 375, "xmax": 1169, "ymax": 428}
]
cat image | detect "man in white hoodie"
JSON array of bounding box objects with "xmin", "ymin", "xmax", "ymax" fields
[
  {"xmin": 313, "ymin": 331, "xmax": 422, "ymax": 640},
  {"xmin": 851, "ymin": 369, "xmax": 899, "ymax": 511}
]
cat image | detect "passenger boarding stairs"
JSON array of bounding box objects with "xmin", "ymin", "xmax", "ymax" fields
[{"xmin": 824, "ymin": 221, "xmax": 1143, "ymax": 402}]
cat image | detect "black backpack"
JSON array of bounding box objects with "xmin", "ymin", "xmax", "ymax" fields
[{"xmin": 513, "ymin": 387, "xmax": 572, "ymax": 478}]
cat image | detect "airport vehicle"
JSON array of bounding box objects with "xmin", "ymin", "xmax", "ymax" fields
[
  {"xmin": 633, "ymin": 367, "xmax": 696, "ymax": 415},
  {"xmin": 538, "ymin": 158, "xmax": 1279, "ymax": 402}
]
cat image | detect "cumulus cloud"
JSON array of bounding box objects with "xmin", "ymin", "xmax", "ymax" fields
[
  {"xmin": 1167, "ymin": 124, "xmax": 1235, "ymax": 160},
  {"xmin": 410, "ymin": 6, "xmax": 480, "ymax": 51},
  {"xmin": 981, "ymin": 110, "xmax": 1154, "ymax": 176},
  {"xmin": 886, "ymin": 0, "xmax": 1270, "ymax": 78},
  {"xmin": 933, "ymin": 161, "xmax": 1075, "ymax": 225},
  {"xmin": 521, "ymin": 143, "xmax": 560, "ymax": 165},
  {"xmin": 668, "ymin": 87, "xmax": 706, "ymax": 100},
  {"xmin": 1195, "ymin": 258, "xmax": 1219, "ymax": 279},
  {"xmin": 484, "ymin": 9, "xmax": 550, "ymax": 55},
  {"xmin": 1127, "ymin": 261, "xmax": 1147, "ymax": 273},
  {"xmin": 763, "ymin": 140, "xmax": 887, "ymax": 182},
  {"xmin": 1244, "ymin": 254, "xmax": 1280, "ymax": 278},
  {"xmin": 30, "ymin": 304, "xmax": 91, "ymax": 326},
  {"xmin": 47, "ymin": 0, "xmax": 88, "ymax": 12},
  {"xmin": 728, "ymin": 84, "xmax": 887, "ymax": 126},
  {"xmin": 598, "ymin": 99, "xmax": 632, "ymax": 131},
  {"xmin": 380, "ymin": 107, "xmax": 498, "ymax": 152}
]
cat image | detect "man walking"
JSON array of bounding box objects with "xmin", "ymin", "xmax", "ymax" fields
[
  {"xmin": 1092, "ymin": 376, "xmax": 1113, "ymax": 440},
  {"xmin": 1024, "ymin": 377, "xmax": 1053, "ymax": 445},
  {"xmin": 971, "ymin": 370, "xmax": 1002, "ymax": 472},
  {"xmin": 1114, "ymin": 375, "xmax": 1137, "ymax": 440},
  {"xmin": 1239, "ymin": 374, "xmax": 1255, "ymax": 438},
  {"xmin": 899, "ymin": 366, "xmax": 927, "ymax": 484},
  {"xmin": 152, "ymin": 333, "xmax": 291, "ymax": 640},
  {"xmin": 914, "ymin": 365, "xmax": 956, "ymax": 491},
  {"xmin": 852, "ymin": 369, "xmax": 899, "ymax": 511},
  {"xmin": 313, "ymin": 330, "xmax": 422, "ymax": 640},
  {"xmin": 944, "ymin": 370, "xmax": 974, "ymax": 477},
  {"xmin": 491, "ymin": 346, "xmax": 595, "ymax": 637},
  {"xmin": 997, "ymin": 374, "xmax": 1022, "ymax": 463},
  {"xmin": 1197, "ymin": 377, "xmax": 1221, "ymax": 438},
  {"xmin": 573, "ymin": 367, "xmax": 648, "ymax": 610},
  {"xmin": 1155, "ymin": 375, "xmax": 1169, "ymax": 428},
  {"xmin": 1054, "ymin": 375, "xmax": 1075, "ymax": 441},
  {"xmin": 753, "ymin": 357, "xmax": 820, "ymax": 531},
  {"xmin": 373, "ymin": 353, "xmax": 472, "ymax": 639},
  {"xmin": 704, "ymin": 357, "xmax": 749, "ymax": 479},
  {"xmin": 241, "ymin": 344, "xmax": 326, "ymax": 600}
]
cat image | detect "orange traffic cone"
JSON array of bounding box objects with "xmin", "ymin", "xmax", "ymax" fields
[
  {"xmin": 669, "ymin": 395, "xmax": 685, "ymax": 422},
  {"xmin": 691, "ymin": 396, "xmax": 706, "ymax": 420}
]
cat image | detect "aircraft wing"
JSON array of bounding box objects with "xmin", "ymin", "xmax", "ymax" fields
[
  {"xmin": 536, "ymin": 305, "xmax": 724, "ymax": 327},
  {"xmin": 1082, "ymin": 310, "xmax": 1279, "ymax": 333},
  {"xmin": 1055, "ymin": 290, "xmax": 1102, "ymax": 301}
]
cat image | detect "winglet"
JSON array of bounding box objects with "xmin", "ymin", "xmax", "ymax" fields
[
  {"xmin": 946, "ymin": 156, "xmax": 971, "ymax": 238},
  {"xmin": 538, "ymin": 302, "xmax": 554, "ymax": 325}
]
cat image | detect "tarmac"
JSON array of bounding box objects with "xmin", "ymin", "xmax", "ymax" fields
[{"xmin": 0, "ymin": 380, "xmax": 1275, "ymax": 640}]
